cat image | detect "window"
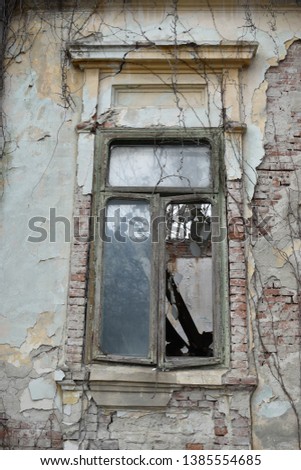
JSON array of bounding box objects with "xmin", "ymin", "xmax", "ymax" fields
[{"xmin": 89, "ymin": 128, "xmax": 227, "ymax": 369}]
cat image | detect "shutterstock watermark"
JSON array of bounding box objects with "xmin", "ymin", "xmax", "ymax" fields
[{"xmin": 27, "ymin": 208, "xmax": 273, "ymax": 244}]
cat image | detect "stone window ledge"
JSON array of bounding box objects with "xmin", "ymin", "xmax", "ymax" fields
[
  {"xmin": 58, "ymin": 365, "xmax": 228, "ymax": 408},
  {"xmin": 88, "ymin": 363, "xmax": 227, "ymax": 385},
  {"xmin": 58, "ymin": 364, "xmax": 256, "ymax": 408}
]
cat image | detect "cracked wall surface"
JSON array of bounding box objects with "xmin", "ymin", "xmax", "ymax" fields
[
  {"xmin": 61, "ymin": 388, "xmax": 251, "ymax": 450},
  {"xmin": 1, "ymin": 0, "xmax": 301, "ymax": 449},
  {"xmin": 250, "ymin": 40, "xmax": 301, "ymax": 449}
]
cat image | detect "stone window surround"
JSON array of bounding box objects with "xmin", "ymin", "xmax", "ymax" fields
[{"xmin": 59, "ymin": 40, "xmax": 258, "ymax": 408}]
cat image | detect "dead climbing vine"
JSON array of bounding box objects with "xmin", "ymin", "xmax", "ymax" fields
[{"xmin": 1, "ymin": 0, "xmax": 301, "ymax": 450}]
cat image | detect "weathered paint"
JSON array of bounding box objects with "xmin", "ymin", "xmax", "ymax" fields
[{"xmin": 1, "ymin": 1, "xmax": 301, "ymax": 450}]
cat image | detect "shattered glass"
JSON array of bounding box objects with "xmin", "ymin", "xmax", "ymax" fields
[{"xmin": 165, "ymin": 203, "xmax": 213, "ymax": 357}]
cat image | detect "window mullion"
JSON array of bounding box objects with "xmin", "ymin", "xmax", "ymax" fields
[
  {"xmin": 149, "ymin": 193, "xmax": 161, "ymax": 364},
  {"xmin": 157, "ymin": 196, "xmax": 167, "ymax": 368}
]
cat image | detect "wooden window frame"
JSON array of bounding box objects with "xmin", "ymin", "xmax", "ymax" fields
[{"xmin": 86, "ymin": 127, "xmax": 228, "ymax": 369}]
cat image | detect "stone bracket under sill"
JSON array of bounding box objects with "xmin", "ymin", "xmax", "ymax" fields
[{"xmin": 58, "ymin": 366, "xmax": 223, "ymax": 409}]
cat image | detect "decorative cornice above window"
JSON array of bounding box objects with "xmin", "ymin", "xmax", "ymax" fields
[{"xmin": 68, "ymin": 40, "xmax": 258, "ymax": 71}]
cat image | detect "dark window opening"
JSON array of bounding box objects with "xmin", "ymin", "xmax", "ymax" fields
[{"xmin": 165, "ymin": 203, "xmax": 213, "ymax": 358}]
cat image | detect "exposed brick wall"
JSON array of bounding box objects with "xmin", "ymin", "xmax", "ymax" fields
[
  {"xmin": 249, "ymin": 41, "xmax": 301, "ymax": 449},
  {"xmin": 72, "ymin": 388, "xmax": 251, "ymax": 450},
  {"xmin": 256, "ymin": 277, "xmax": 300, "ymax": 363},
  {"xmin": 65, "ymin": 187, "xmax": 91, "ymax": 370},
  {"xmin": 252, "ymin": 40, "xmax": 301, "ymax": 369},
  {"xmin": 59, "ymin": 153, "xmax": 255, "ymax": 449},
  {"xmin": 254, "ymin": 40, "xmax": 301, "ymax": 222},
  {"xmin": 252, "ymin": 39, "xmax": 301, "ymax": 343},
  {"xmin": 0, "ymin": 414, "xmax": 63, "ymax": 450},
  {"xmin": 226, "ymin": 180, "xmax": 250, "ymax": 382}
]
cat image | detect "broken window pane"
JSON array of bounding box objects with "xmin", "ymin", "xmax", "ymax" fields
[
  {"xmin": 165, "ymin": 203, "xmax": 213, "ymax": 357},
  {"xmin": 109, "ymin": 144, "xmax": 211, "ymax": 189},
  {"xmin": 100, "ymin": 200, "xmax": 151, "ymax": 357}
]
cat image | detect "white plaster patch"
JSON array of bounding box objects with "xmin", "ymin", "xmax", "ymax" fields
[
  {"xmin": 230, "ymin": 393, "xmax": 250, "ymax": 418},
  {"xmin": 64, "ymin": 440, "xmax": 79, "ymax": 450},
  {"xmin": 54, "ymin": 369, "xmax": 65, "ymax": 381},
  {"xmin": 244, "ymin": 124, "xmax": 265, "ymax": 205},
  {"xmin": 62, "ymin": 404, "xmax": 82, "ymax": 424},
  {"xmin": 29, "ymin": 376, "xmax": 56, "ymax": 400},
  {"xmin": 20, "ymin": 387, "xmax": 55, "ymax": 411},
  {"xmin": 0, "ymin": 315, "xmax": 30, "ymax": 347},
  {"xmin": 82, "ymin": 69, "xmax": 99, "ymax": 121},
  {"xmin": 218, "ymin": 395, "xmax": 231, "ymax": 415},
  {"xmin": 34, "ymin": 351, "xmax": 59, "ymax": 374},
  {"xmin": 63, "ymin": 404, "xmax": 72, "ymax": 416},
  {"xmin": 77, "ymin": 132, "xmax": 94, "ymax": 194},
  {"xmin": 252, "ymin": 80, "xmax": 268, "ymax": 136},
  {"xmin": 253, "ymin": 384, "xmax": 291, "ymax": 419},
  {"xmin": 224, "ymin": 132, "xmax": 243, "ymax": 180},
  {"xmin": 45, "ymin": 311, "xmax": 62, "ymax": 339},
  {"xmin": 259, "ymin": 400, "xmax": 291, "ymax": 419}
]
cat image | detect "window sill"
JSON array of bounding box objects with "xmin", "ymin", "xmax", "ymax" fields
[{"xmin": 85, "ymin": 363, "xmax": 228, "ymax": 409}]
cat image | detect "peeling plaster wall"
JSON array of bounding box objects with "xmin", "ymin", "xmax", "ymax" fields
[
  {"xmin": 61, "ymin": 388, "xmax": 252, "ymax": 450},
  {"xmin": 1, "ymin": 1, "xmax": 301, "ymax": 449},
  {"xmin": 250, "ymin": 40, "xmax": 301, "ymax": 449},
  {"xmin": 1, "ymin": 8, "xmax": 83, "ymax": 448}
]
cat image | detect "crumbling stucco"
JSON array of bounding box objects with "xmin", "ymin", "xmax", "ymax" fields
[{"xmin": 1, "ymin": 1, "xmax": 301, "ymax": 450}]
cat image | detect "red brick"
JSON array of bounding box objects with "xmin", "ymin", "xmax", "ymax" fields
[
  {"xmin": 186, "ymin": 443, "xmax": 204, "ymax": 450},
  {"xmin": 230, "ymin": 279, "xmax": 246, "ymax": 287},
  {"xmin": 214, "ymin": 426, "xmax": 228, "ymax": 436},
  {"xmin": 69, "ymin": 288, "xmax": 86, "ymax": 298},
  {"xmin": 71, "ymin": 273, "xmax": 86, "ymax": 282}
]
